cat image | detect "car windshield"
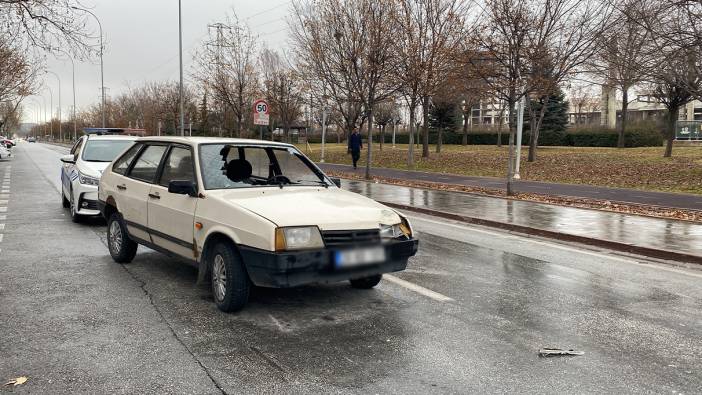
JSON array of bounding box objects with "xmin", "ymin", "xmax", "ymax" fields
[
  {"xmin": 81, "ymin": 140, "xmax": 135, "ymax": 162},
  {"xmin": 199, "ymin": 144, "xmax": 330, "ymax": 190}
]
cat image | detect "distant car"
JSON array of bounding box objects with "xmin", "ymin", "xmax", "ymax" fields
[
  {"xmin": 27, "ymin": 137, "xmax": 36, "ymax": 143},
  {"xmin": 2, "ymin": 139, "xmax": 13, "ymax": 149},
  {"xmin": 98, "ymin": 137, "xmax": 418, "ymax": 312},
  {"xmin": 60, "ymin": 134, "xmax": 137, "ymax": 222}
]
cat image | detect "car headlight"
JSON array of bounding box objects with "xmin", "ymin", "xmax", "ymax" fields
[
  {"xmin": 275, "ymin": 226, "xmax": 324, "ymax": 251},
  {"xmin": 380, "ymin": 217, "xmax": 413, "ymax": 240},
  {"xmin": 78, "ymin": 171, "xmax": 100, "ymax": 186}
]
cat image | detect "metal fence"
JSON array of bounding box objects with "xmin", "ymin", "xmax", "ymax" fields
[{"xmin": 676, "ymin": 120, "xmax": 702, "ymax": 140}]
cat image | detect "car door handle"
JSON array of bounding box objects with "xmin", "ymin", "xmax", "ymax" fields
[
  {"xmin": 148, "ymin": 192, "xmax": 160, "ymax": 199},
  {"xmin": 116, "ymin": 184, "xmax": 127, "ymax": 190}
]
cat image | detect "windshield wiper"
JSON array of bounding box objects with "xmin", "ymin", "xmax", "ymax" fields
[{"xmin": 293, "ymin": 180, "xmax": 329, "ymax": 188}]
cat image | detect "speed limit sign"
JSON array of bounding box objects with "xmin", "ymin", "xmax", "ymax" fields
[{"xmin": 253, "ymin": 99, "xmax": 270, "ymax": 126}]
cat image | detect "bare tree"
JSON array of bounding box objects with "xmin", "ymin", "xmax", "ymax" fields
[
  {"xmin": 291, "ymin": 0, "xmax": 400, "ymax": 179},
  {"xmin": 260, "ymin": 48, "xmax": 303, "ymax": 142},
  {"xmin": 0, "ymin": 34, "xmax": 38, "ymax": 131},
  {"xmin": 194, "ymin": 12, "xmax": 258, "ymax": 137}
]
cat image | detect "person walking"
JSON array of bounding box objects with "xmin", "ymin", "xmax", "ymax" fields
[{"xmin": 348, "ymin": 129, "xmax": 363, "ymax": 169}]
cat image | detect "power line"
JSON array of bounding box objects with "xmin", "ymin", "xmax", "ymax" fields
[{"xmin": 243, "ymin": 1, "xmax": 292, "ymax": 20}]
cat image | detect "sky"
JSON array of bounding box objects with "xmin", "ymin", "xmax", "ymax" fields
[{"xmin": 24, "ymin": 0, "xmax": 292, "ymax": 123}]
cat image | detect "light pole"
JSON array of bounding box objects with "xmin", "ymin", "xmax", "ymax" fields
[
  {"xmin": 178, "ymin": 0, "xmax": 185, "ymax": 136},
  {"xmin": 47, "ymin": 71, "xmax": 62, "ymax": 141},
  {"xmin": 72, "ymin": 6, "xmax": 105, "ymax": 128},
  {"xmin": 56, "ymin": 49, "xmax": 77, "ymax": 141},
  {"xmin": 42, "ymin": 87, "xmax": 53, "ymax": 139},
  {"xmin": 514, "ymin": 96, "xmax": 525, "ymax": 179}
]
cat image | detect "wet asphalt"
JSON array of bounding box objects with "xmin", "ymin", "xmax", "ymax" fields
[{"xmin": 0, "ymin": 142, "xmax": 701, "ymax": 394}]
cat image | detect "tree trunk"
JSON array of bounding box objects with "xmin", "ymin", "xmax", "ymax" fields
[
  {"xmin": 497, "ymin": 128, "xmax": 503, "ymax": 147},
  {"xmin": 462, "ymin": 112, "xmax": 468, "ymax": 145},
  {"xmin": 408, "ymin": 105, "xmax": 416, "ymax": 168},
  {"xmin": 422, "ymin": 95, "xmax": 430, "ymax": 158},
  {"xmin": 365, "ymin": 108, "xmax": 374, "ymax": 180},
  {"xmin": 618, "ymin": 89, "xmax": 628, "ymax": 148},
  {"xmin": 527, "ymin": 98, "xmax": 549, "ymax": 163},
  {"xmin": 664, "ymin": 106, "xmax": 679, "ymax": 158},
  {"xmin": 436, "ymin": 127, "xmax": 442, "ymax": 153}
]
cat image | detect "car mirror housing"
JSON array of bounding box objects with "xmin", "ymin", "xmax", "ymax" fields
[
  {"xmin": 60, "ymin": 154, "xmax": 76, "ymax": 164},
  {"xmin": 168, "ymin": 180, "xmax": 197, "ymax": 197}
]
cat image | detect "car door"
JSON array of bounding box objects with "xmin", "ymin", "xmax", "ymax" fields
[
  {"xmin": 62, "ymin": 137, "xmax": 84, "ymax": 194},
  {"xmin": 147, "ymin": 144, "xmax": 198, "ymax": 259},
  {"xmin": 120, "ymin": 143, "xmax": 168, "ymax": 242}
]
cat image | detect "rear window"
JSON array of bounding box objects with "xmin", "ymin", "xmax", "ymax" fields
[{"xmin": 82, "ymin": 140, "xmax": 135, "ymax": 162}]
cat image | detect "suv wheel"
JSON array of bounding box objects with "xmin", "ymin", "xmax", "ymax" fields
[
  {"xmin": 350, "ymin": 274, "xmax": 383, "ymax": 289},
  {"xmin": 211, "ymin": 242, "xmax": 250, "ymax": 312},
  {"xmin": 61, "ymin": 186, "xmax": 70, "ymax": 208},
  {"xmin": 107, "ymin": 213, "xmax": 138, "ymax": 263}
]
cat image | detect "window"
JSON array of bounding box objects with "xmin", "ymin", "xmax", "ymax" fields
[
  {"xmin": 128, "ymin": 144, "xmax": 167, "ymax": 183},
  {"xmin": 82, "ymin": 140, "xmax": 135, "ymax": 162},
  {"xmin": 159, "ymin": 146, "xmax": 195, "ymax": 187},
  {"xmin": 112, "ymin": 143, "xmax": 143, "ymax": 175},
  {"xmin": 199, "ymin": 144, "xmax": 328, "ymax": 190},
  {"xmin": 70, "ymin": 137, "xmax": 84, "ymax": 157}
]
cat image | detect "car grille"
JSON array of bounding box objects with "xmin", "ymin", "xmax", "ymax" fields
[{"xmin": 322, "ymin": 229, "xmax": 380, "ymax": 248}]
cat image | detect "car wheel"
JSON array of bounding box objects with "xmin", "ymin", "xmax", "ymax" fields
[
  {"xmin": 211, "ymin": 242, "xmax": 250, "ymax": 312},
  {"xmin": 107, "ymin": 212, "xmax": 138, "ymax": 263},
  {"xmin": 61, "ymin": 186, "xmax": 70, "ymax": 208},
  {"xmin": 69, "ymin": 189, "xmax": 82, "ymax": 223},
  {"xmin": 350, "ymin": 274, "xmax": 383, "ymax": 289}
]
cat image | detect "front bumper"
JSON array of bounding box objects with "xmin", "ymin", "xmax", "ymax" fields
[
  {"xmin": 240, "ymin": 239, "xmax": 419, "ymax": 288},
  {"xmin": 74, "ymin": 184, "xmax": 100, "ymax": 215}
]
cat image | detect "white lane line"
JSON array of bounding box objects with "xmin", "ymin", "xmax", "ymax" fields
[
  {"xmin": 0, "ymin": 200, "xmax": 7, "ymax": 205},
  {"xmin": 384, "ymin": 274, "xmax": 455, "ymax": 302},
  {"xmin": 0, "ymin": 234, "xmax": 4, "ymax": 243},
  {"xmin": 0, "ymin": 224, "xmax": 4, "ymax": 231},
  {"xmin": 408, "ymin": 214, "xmax": 702, "ymax": 280},
  {"xmin": 0, "ymin": 207, "xmax": 6, "ymax": 213}
]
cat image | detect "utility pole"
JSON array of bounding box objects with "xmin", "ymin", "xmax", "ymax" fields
[
  {"xmin": 73, "ymin": 6, "xmax": 105, "ymax": 128},
  {"xmin": 47, "ymin": 71, "xmax": 61, "ymax": 141},
  {"xmin": 178, "ymin": 0, "xmax": 185, "ymax": 136},
  {"xmin": 207, "ymin": 22, "xmax": 231, "ymax": 136}
]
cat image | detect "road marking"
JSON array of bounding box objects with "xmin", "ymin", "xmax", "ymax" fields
[
  {"xmin": 0, "ymin": 200, "xmax": 7, "ymax": 205},
  {"xmin": 0, "ymin": 224, "xmax": 4, "ymax": 231},
  {"xmin": 408, "ymin": 214, "xmax": 702, "ymax": 279},
  {"xmin": 0, "ymin": 207, "xmax": 6, "ymax": 213},
  {"xmin": 384, "ymin": 274, "xmax": 455, "ymax": 302},
  {"xmin": 0, "ymin": 234, "xmax": 4, "ymax": 243}
]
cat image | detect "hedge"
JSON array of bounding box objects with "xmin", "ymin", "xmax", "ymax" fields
[{"xmin": 305, "ymin": 126, "xmax": 663, "ymax": 147}]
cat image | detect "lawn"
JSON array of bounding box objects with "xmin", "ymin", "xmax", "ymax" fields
[{"xmin": 297, "ymin": 143, "xmax": 702, "ymax": 195}]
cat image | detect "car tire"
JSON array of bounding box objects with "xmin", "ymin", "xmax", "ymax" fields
[
  {"xmin": 61, "ymin": 186, "xmax": 70, "ymax": 208},
  {"xmin": 350, "ymin": 274, "xmax": 383, "ymax": 289},
  {"xmin": 107, "ymin": 213, "xmax": 138, "ymax": 263},
  {"xmin": 69, "ymin": 188, "xmax": 82, "ymax": 223},
  {"xmin": 210, "ymin": 242, "xmax": 250, "ymax": 312}
]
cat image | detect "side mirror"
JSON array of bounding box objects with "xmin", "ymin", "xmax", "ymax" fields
[
  {"xmin": 330, "ymin": 177, "xmax": 341, "ymax": 188},
  {"xmin": 168, "ymin": 180, "xmax": 197, "ymax": 197},
  {"xmin": 60, "ymin": 154, "xmax": 76, "ymax": 164}
]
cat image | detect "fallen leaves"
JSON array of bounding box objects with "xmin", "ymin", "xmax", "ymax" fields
[{"xmin": 4, "ymin": 376, "xmax": 28, "ymax": 386}]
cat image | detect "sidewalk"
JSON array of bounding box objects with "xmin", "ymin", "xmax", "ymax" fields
[
  {"xmin": 341, "ymin": 180, "xmax": 702, "ymax": 264},
  {"xmin": 320, "ymin": 163, "xmax": 702, "ymax": 211}
]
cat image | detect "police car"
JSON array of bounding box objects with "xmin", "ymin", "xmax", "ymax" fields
[{"xmin": 61, "ymin": 134, "xmax": 137, "ymax": 222}]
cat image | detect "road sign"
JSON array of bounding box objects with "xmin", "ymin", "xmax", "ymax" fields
[{"xmin": 253, "ymin": 99, "xmax": 270, "ymax": 126}]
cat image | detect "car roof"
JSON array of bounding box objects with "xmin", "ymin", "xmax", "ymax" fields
[
  {"xmin": 85, "ymin": 135, "xmax": 139, "ymax": 141},
  {"xmin": 134, "ymin": 136, "xmax": 294, "ymax": 148}
]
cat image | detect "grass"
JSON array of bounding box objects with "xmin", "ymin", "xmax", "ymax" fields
[{"xmin": 297, "ymin": 143, "xmax": 702, "ymax": 195}]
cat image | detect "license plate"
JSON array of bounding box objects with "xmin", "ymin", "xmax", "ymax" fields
[{"xmin": 334, "ymin": 246, "xmax": 386, "ymax": 268}]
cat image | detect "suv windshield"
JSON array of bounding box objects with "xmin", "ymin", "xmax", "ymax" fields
[
  {"xmin": 199, "ymin": 144, "xmax": 330, "ymax": 190},
  {"xmin": 82, "ymin": 140, "xmax": 135, "ymax": 162}
]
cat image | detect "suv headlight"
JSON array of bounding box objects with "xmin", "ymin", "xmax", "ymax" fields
[
  {"xmin": 78, "ymin": 171, "xmax": 100, "ymax": 186},
  {"xmin": 275, "ymin": 226, "xmax": 324, "ymax": 251}
]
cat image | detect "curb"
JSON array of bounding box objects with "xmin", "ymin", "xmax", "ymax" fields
[{"xmin": 380, "ymin": 201, "xmax": 702, "ymax": 265}]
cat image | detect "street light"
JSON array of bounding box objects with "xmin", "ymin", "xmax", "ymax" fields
[
  {"xmin": 72, "ymin": 6, "xmax": 105, "ymax": 128},
  {"xmin": 42, "ymin": 87, "xmax": 53, "ymax": 139},
  {"xmin": 56, "ymin": 49, "xmax": 77, "ymax": 141},
  {"xmin": 178, "ymin": 0, "xmax": 185, "ymax": 136},
  {"xmin": 46, "ymin": 71, "xmax": 62, "ymax": 141}
]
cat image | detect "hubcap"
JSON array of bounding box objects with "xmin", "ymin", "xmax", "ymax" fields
[
  {"xmin": 212, "ymin": 254, "xmax": 227, "ymax": 302},
  {"xmin": 109, "ymin": 220, "xmax": 122, "ymax": 254}
]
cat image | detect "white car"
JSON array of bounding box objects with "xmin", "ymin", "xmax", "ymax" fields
[
  {"xmin": 98, "ymin": 137, "xmax": 418, "ymax": 312},
  {"xmin": 60, "ymin": 134, "xmax": 137, "ymax": 222},
  {"xmin": 0, "ymin": 145, "xmax": 10, "ymax": 159}
]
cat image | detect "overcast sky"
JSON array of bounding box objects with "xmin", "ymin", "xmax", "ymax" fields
[{"xmin": 25, "ymin": 0, "xmax": 291, "ymax": 123}]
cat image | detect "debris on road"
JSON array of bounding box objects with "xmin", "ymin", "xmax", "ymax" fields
[
  {"xmin": 538, "ymin": 348, "xmax": 585, "ymax": 357},
  {"xmin": 4, "ymin": 376, "xmax": 28, "ymax": 386}
]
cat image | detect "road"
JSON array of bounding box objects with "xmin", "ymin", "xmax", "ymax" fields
[{"xmin": 1, "ymin": 142, "xmax": 701, "ymax": 394}]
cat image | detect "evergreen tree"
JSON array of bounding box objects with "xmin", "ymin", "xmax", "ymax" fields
[
  {"xmin": 526, "ymin": 90, "xmax": 568, "ymax": 146},
  {"xmin": 199, "ymin": 92, "xmax": 209, "ymax": 136},
  {"xmin": 429, "ymin": 100, "xmax": 457, "ymax": 153}
]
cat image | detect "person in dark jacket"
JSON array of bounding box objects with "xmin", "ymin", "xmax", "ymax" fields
[{"xmin": 348, "ymin": 129, "xmax": 363, "ymax": 169}]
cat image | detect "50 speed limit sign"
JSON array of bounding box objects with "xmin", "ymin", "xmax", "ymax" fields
[{"xmin": 253, "ymin": 99, "xmax": 270, "ymax": 126}]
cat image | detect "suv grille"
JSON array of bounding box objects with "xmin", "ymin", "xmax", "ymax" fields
[{"xmin": 322, "ymin": 229, "xmax": 380, "ymax": 248}]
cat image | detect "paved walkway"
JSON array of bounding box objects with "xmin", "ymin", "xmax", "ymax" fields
[
  {"xmin": 342, "ymin": 180, "xmax": 702, "ymax": 260},
  {"xmin": 320, "ymin": 163, "xmax": 702, "ymax": 211}
]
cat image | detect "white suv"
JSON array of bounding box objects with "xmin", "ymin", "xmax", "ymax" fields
[
  {"xmin": 61, "ymin": 134, "xmax": 137, "ymax": 222},
  {"xmin": 98, "ymin": 137, "xmax": 418, "ymax": 312}
]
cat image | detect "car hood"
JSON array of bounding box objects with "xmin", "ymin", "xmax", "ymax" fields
[
  {"xmin": 79, "ymin": 161, "xmax": 110, "ymax": 178},
  {"xmin": 208, "ymin": 187, "xmax": 402, "ymax": 230}
]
